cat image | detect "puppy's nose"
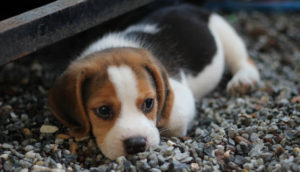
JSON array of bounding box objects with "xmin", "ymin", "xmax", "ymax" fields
[{"xmin": 123, "ymin": 137, "xmax": 147, "ymax": 154}]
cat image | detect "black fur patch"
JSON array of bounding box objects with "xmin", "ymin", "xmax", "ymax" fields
[{"xmin": 125, "ymin": 4, "xmax": 217, "ymax": 76}]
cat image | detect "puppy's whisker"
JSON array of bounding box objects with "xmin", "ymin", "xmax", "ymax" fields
[{"xmin": 158, "ymin": 127, "xmax": 169, "ymax": 134}]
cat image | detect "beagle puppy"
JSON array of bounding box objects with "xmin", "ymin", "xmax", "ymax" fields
[{"xmin": 48, "ymin": 4, "xmax": 260, "ymax": 159}]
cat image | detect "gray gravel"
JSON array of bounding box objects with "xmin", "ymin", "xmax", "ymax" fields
[{"xmin": 1, "ymin": 12, "xmax": 300, "ymax": 172}]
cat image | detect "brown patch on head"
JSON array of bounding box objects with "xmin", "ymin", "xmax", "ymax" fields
[
  {"xmin": 85, "ymin": 78, "xmax": 121, "ymax": 144},
  {"xmin": 135, "ymin": 70, "xmax": 158, "ymax": 122}
]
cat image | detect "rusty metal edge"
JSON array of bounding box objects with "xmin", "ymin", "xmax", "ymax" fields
[
  {"xmin": 0, "ymin": 0, "xmax": 155, "ymax": 65},
  {"xmin": 0, "ymin": 0, "xmax": 86, "ymax": 33}
]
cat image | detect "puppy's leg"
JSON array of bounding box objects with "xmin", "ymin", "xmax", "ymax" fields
[
  {"xmin": 186, "ymin": 30, "xmax": 225, "ymax": 100},
  {"xmin": 163, "ymin": 75, "xmax": 196, "ymax": 137},
  {"xmin": 209, "ymin": 14, "xmax": 260, "ymax": 94}
]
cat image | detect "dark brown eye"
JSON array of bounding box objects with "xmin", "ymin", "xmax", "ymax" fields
[
  {"xmin": 142, "ymin": 98, "xmax": 154, "ymax": 114},
  {"xmin": 94, "ymin": 105, "xmax": 113, "ymax": 120}
]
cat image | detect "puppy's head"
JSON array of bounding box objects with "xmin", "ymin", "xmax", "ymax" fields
[{"xmin": 48, "ymin": 48, "xmax": 173, "ymax": 159}]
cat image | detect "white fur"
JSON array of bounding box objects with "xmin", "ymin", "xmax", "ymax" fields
[
  {"xmin": 208, "ymin": 14, "xmax": 260, "ymax": 90},
  {"xmin": 79, "ymin": 33, "xmax": 141, "ymax": 59},
  {"xmin": 209, "ymin": 14, "xmax": 249, "ymax": 73},
  {"xmin": 102, "ymin": 65, "xmax": 160, "ymax": 159},
  {"xmin": 165, "ymin": 73, "xmax": 196, "ymax": 136},
  {"xmin": 124, "ymin": 24, "xmax": 160, "ymax": 34},
  {"xmin": 186, "ymin": 27, "xmax": 225, "ymax": 99},
  {"xmin": 78, "ymin": 24, "xmax": 159, "ymax": 59}
]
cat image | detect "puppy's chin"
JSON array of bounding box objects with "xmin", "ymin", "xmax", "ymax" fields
[
  {"xmin": 96, "ymin": 122, "xmax": 160, "ymax": 160},
  {"xmin": 98, "ymin": 139, "xmax": 125, "ymax": 160}
]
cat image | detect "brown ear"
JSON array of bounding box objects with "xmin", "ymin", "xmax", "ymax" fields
[
  {"xmin": 144, "ymin": 62, "xmax": 174, "ymax": 127},
  {"xmin": 48, "ymin": 65, "xmax": 91, "ymax": 138}
]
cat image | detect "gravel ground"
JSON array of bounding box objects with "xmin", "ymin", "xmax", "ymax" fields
[{"xmin": 1, "ymin": 12, "xmax": 300, "ymax": 172}]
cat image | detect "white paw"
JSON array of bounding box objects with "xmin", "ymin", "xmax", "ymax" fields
[{"xmin": 227, "ymin": 66, "xmax": 260, "ymax": 94}]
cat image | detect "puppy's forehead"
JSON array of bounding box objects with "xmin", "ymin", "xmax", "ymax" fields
[
  {"xmin": 107, "ymin": 65, "xmax": 138, "ymax": 103},
  {"xmin": 83, "ymin": 48, "xmax": 156, "ymax": 104}
]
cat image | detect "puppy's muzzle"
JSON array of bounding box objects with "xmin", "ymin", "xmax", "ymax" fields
[{"xmin": 123, "ymin": 136, "xmax": 147, "ymax": 154}]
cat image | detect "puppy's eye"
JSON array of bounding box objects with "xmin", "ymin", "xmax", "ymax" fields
[
  {"xmin": 94, "ymin": 105, "xmax": 113, "ymax": 120},
  {"xmin": 141, "ymin": 98, "xmax": 154, "ymax": 114}
]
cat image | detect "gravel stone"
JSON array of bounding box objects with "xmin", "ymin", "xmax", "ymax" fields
[
  {"xmin": 136, "ymin": 159, "xmax": 151, "ymax": 171},
  {"xmin": 3, "ymin": 161, "xmax": 13, "ymax": 171},
  {"xmin": 169, "ymin": 161, "xmax": 189, "ymax": 172},
  {"xmin": 24, "ymin": 145, "xmax": 34, "ymax": 152},
  {"xmin": 25, "ymin": 150, "xmax": 37, "ymax": 159},
  {"xmin": 2, "ymin": 143, "xmax": 14, "ymax": 149},
  {"xmin": 148, "ymin": 161, "xmax": 159, "ymax": 169},
  {"xmin": 137, "ymin": 152, "xmax": 149, "ymax": 160},
  {"xmin": 150, "ymin": 168, "xmax": 161, "ymax": 172},
  {"xmin": 0, "ymin": 153, "xmax": 10, "ymax": 160},
  {"xmin": 160, "ymin": 163, "xmax": 170, "ymax": 171},
  {"xmin": 20, "ymin": 168, "xmax": 29, "ymax": 172},
  {"xmin": 234, "ymin": 155, "xmax": 246, "ymax": 165},
  {"xmin": 12, "ymin": 149, "xmax": 25, "ymax": 159},
  {"xmin": 90, "ymin": 165, "xmax": 107, "ymax": 172},
  {"xmin": 19, "ymin": 159, "xmax": 32, "ymax": 168},
  {"xmin": 40, "ymin": 125, "xmax": 59, "ymax": 134}
]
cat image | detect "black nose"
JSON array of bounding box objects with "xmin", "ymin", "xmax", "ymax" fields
[{"xmin": 123, "ymin": 137, "xmax": 147, "ymax": 154}]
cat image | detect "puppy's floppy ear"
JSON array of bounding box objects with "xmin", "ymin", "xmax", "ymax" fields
[
  {"xmin": 48, "ymin": 64, "xmax": 92, "ymax": 138},
  {"xmin": 144, "ymin": 60, "xmax": 174, "ymax": 127}
]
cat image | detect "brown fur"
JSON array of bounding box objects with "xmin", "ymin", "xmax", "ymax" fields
[
  {"xmin": 135, "ymin": 75, "xmax": 157, "ymax": 122},
  {"xmin": 86, "ymin": 79, "xmax": 121, "ymax": 144},
  {"xmin": 157, "ymin": 71, "xmax": 174, "ymax": 128},
  {"xmin": 48, "ymin": 66, "xmax": 92, "ymax": 138}
]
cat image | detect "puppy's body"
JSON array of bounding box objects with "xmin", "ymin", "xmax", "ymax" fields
[{"xmin": 49, "ymin": 4, "xmax": 260, "ymax": 159}]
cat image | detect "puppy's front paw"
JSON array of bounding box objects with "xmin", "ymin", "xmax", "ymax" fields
[{"xmin": 227, "ymin": 66, "xmax": 260, "ymax": 95}]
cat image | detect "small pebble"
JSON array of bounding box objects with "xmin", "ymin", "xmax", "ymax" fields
[
  {"xmin": 22, "ymin": 128, "xmax": 32, "ymax": 137},
  {"xmin": 24, "ymin": 145, "xmax": 34, "ymax": 152},
  {"xmin": 291, "ymin": 95, "xmax": 300, "ymax": 103},
  {"xmin": 236, "ymin": 136, "xmax": 251, "ymax": 145},
  {"xmin": 167, "ymin": 140, "xmax": 176, "ymax": 146},
  {"xmin": 224, "ymin": 150, "xmax": 231, "ymax": 159},
  {"xmin": 56, "ymin": 134, "xmax": 71, "ymax": 140},
  {"xmin": 4, "ymin": 161, "xmax": 13, "ymax": 171},
  {"xmin": 2, "ymin": 105, "xmax": 12, "ymax": 111},
  {"xmin": 160, "ymin": 163, "xmax": 170, "ymax": 171},
  {"xmin": 151, "ymin": 168, "xmax": 161, "ymax": 172},
  {"xmin": 276, "ymin": 146, "xmax": 285, "ymax": 155},
  {"xmin": 25, "ymin": 151, "xmax": 36, "ymax": 159},
  {"xmin": 191, "ymin": 163, "xmax": 199, "ymax": 171},
  {"xmin": 20, "ymin": 169, "xmax": 29, "ymax": 172},
  {"xmin": 55, "ymin": 138, "xmax": 64, "ymax": 144},
  {"xmin": 138, "ymin": 152, "xmax": 149, "ymax": 159},
  {"xmin": 40, "ymin": 125, "xmax": 59, "ymax": 134},
  {"xmin": 2, "ymin": 143, "xmax": 14, "ymax": 149},
  {"xmin": 294, "ymin": 147, "xmax": 300, "ymax": 153},
  {"xmin": 69, "ymin": 142, "xmax": 77, "ymax": 155},
  {"xmin": 0, "ymin": 154, "xmax": 9, "ymax": 160}
]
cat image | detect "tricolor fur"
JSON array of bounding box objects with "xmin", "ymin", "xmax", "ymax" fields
[{"xmin": 48, "ymin": 4, "xmax": 260, "ymax": 159}]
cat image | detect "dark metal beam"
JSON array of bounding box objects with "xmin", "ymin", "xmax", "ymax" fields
[{"xmin": 0, "ymin": 0, "xmax": 155, "ymax": 65}]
